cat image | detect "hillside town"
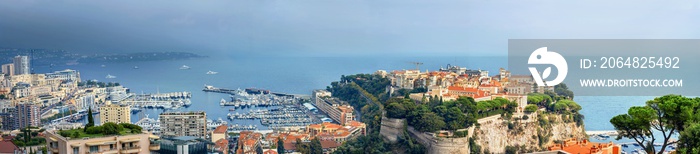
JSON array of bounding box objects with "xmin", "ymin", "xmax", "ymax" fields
[
  {"xmin": 0, "ymin": 55, "xmax": 372, "ymax": 154},
  {"xmin": 0, "ymin": 55, "xmax": 630, "ymax": 154}
]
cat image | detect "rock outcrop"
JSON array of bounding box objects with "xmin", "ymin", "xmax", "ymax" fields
[
  {"xmin": 473, "ymin": 113, "xmax": 586, "ymax": 153},
  {"xmin": 380, "ymin": 116, "xmax": 406, "ymax": 144},
  {"xmin": 380, "ymin": 113, "xmax": 585, "ymax": 154}
]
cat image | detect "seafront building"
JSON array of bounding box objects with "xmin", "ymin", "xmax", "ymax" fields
[
  {"xmin": 311, "ymin": 89, "xmax": 331, "ymax": 106},
  {"xmin": 99, "ymin": 103, "xmax": 131, "ymax": 124},
  {"xmin": 211, "ymin": 124, "xmax": 228, "ymax": 143},
  {"xmin": 45, "ymin": 69, "xmax": 81, "ymax": 82},
  {"xmin": 159, "ymin": 111, "xmax": 207, "ymax": 138},
  {"xmin": 547, "ymin": 138, "xmax": 621, "ymax": 154},
  {"xmin": 313, "ymin": 94, "xmax": 355, "ymax": 126},
  {"xmin": 13, "ymin": 55, "xmax": 29, "ymax": 75},
  {"xmin": 1, "ymin": 63, "xmax": 14, "ymax": 76},
  {"xmin": 44, "ymin": 129, "xmax": 160, "ymax": 154}
]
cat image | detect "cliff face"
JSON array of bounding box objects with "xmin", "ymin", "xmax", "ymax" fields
[
  {"xmin": 380, "ymin": 116, "xmax": 406, "ymax": 144},
  {"xmin": 380, "ymin": 113, "xmax": 585, "ymax": 154},
  {"xmin": 473, "ymin": 113, "xmax": 586, "ymax": 153},
  {"xmin": 407, "ymin": 126, "xmax": 472, "ymax": 154}
]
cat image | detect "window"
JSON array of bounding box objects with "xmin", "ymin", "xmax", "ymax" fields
[
  {"xmin": 73, "ymin": 147, "xmax": 79, "ymax": 154},
  {"xmin": 89, "ymin": 146, "xmax": 98, "ymax": 152}
]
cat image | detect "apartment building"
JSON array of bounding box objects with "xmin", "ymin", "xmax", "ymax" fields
[
  {"xmin": 99, "ymin": 103, "xmax": 131, "ymax": 124},
  {"xmin": 45, "ymin": 129, "xmax": 160, "ymax": 154},
  {"xmin": 15, "ymin": 102, "xmax": 40, "ymax": 129},
  {"xmin": 159, "ymin": 111, "xmax": 207, "ymax": 138},
  {"xmin": 315, "ymin": 96, "xmax": 355, "ymax": 126}
]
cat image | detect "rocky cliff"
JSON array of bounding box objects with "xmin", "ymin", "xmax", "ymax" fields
[
  {"xmin": 380, "ymin": 116, "xmax": 406, "ymax": 144},
  {"xmin": 472, "ymin": 113, "xmax": 587, "ymax": 153}
]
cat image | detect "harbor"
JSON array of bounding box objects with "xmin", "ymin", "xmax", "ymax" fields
[
  {"xmin": 228, "ymin": 105, "xmax": 318, "ymax": 130},
  {"xmin": 120, "ymin": 91, "xmax": 192, "ymax": 109},
  {"xmin": 203, "ymin": 85, "xmax": 310, "ymax": 98}
]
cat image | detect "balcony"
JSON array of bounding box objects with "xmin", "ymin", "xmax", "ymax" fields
[
  {"xmin": 120, "ymin": 146, "xmax": 141, "ymax": 153},
  {"xmin": 88, "ymin": 148, "xmax": 118, "ymax": 154},
  {"xmin": 50, "ymin": 147, "xmax": 58, "ymax": 153},
  {"xmin": 149, "ymin": 144, "xmax": 161, "ymax": 151}
]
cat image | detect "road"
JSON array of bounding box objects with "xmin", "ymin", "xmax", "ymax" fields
[{"xmin": 41, "ymin": 89, "xmax": 77, "ymax": 115}]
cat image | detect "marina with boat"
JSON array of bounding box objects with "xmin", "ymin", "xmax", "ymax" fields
[
  {"xmin": 227, "ymin": 106, "xmax": 316, "ymax": 129},
  {"xmin": 120, "ymin": 91, "xmax": 192, "ymax": 109}
]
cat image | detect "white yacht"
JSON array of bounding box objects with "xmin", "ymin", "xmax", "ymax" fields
[
  {"xmin": 179, "ymin": 65, "xmax": 191, "ymax": 70},
  {"xmin": 206, "ymin": 71, "xmax": 218, "ymax": 75},
  {"xmin": 105, "ymin": 74, "xmax": 117, "ymax": 79}
]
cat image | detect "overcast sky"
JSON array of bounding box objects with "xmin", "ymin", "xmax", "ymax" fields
[{"xmin": 0, "ymin": 0, "xmax": 698, "ymax": 57}]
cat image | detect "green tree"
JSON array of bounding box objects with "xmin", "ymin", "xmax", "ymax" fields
[
  {"xmin": 385, "ymin": 102, "xmax": 406, "ymax": 119},
  {"xmin": 71, "ymin": 131, "xmax": 80, "ymax": 138},
  {"xmin": 295, "ymin": 138, "xmax": 309, "ymax": 154},
  {"xmin": 505, "ymin": 145, "xmax": 518, "ymax": 154},
  {"xmin": 277, "ymin": 137, "xmax": 285, "ymax": 154},
  {"xmin": 524, "ymin": 104, "xmax": 538, "ymax": 113},
  {"xmin": 412, "ymin": 112, "xmax": 445, "ymax": 132},
  {"xmin": 610, "ymin": 106, "xmax": 656, "ymax": 153},
  {"xmin": 310, "ymin": 138, "xmax": 323, "ymax": 154},
  {"xmin": 22, "ymin": 127, "xmax": 31, "ymax": 143},
  {"xmin": 554, "ymin": 83, "xmax": 574, "ymax": 98},
  {"xmin": 678, "ymin": 123, "xmax": 700, "ymax": 153},
  {"xmin": 610, "ymin": 95, "xmax": 694, "ymax": 154},
  {"xmin": 84, "ymin": 107, "xmax": 95, "ymax": 131},
  {"xmin": 102, "ymin": 122, "xmax": 124, "ymax": 135}
]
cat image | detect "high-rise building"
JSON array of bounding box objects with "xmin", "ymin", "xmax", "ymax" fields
[
  {"xmin": 1, "ymin": 64, "xmax": 13, "ymax": 76},
  {"xmin": 13, "ymin": 56, "xmax": 30, "ymax": 75},
  {"xmin": 159, "ymin": 111, "xmax": 207, "ymax": 138},
  {"xmin": 15, "ymin": 103, "xmax": 40, "ymax": 129},
  {"xmin": 0, "ymin": 108, "xmax": 17, "ymax": 130},
  {"xmin": 99, "ymin": 104, "xmax": 131, "ymax": 124}
]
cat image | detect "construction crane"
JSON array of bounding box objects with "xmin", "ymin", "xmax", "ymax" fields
[{"xmin": 409, "ymin": 62, "xmax": 423, "ymax": 71}]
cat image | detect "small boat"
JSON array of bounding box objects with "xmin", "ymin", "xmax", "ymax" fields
[
  {"xmin": 134, "ymin": 66, "xmax": 139, "ymax": 69},
  {"xmin": 229, "ymin": 108, "xmax": 236, "ymax": 111},
  {"xmin": 206, "ymin": 71, "xmax": 218, "ymax": 75},
  {"xmin": 101, "ymin": 64, "xmax": 106, "ymax": 67},
  {"xmin": 179, "ymin": 65, "xmax": 190, "ymax": 70},
  {"xmin": 131, "ymin": 108, "xmax": 142, "ymax": 113},
  {"xmin": 105, "ymin": 74, "xmax": 117, "ymax": 79}
]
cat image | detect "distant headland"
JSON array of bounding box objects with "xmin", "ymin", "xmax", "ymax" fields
[{"xmin": 0, "ymin": 48, "xmax": 206, "ymax": 67}]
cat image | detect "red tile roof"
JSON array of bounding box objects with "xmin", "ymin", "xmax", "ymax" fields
[
  {"xmin": 214, "ymin": 124, "xmax": 228, "ymax": 134},
  {"xmin": 214, "ymin": 139, "xmax": 229, "ymax": 154},
  {"xmin": 0, "ymin": 140, "xmax": 20, "ymax": 153},
  {"xmin": 263, "ymin": 150, "xmax": 278, "ymax": 154},
  {"xmin": 320, "ymin": 140, "xmax": 342, "ymax": 149},
  {"xmin": 549, "ymin": 138, "xmax": 621, "ymax": 154}
]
